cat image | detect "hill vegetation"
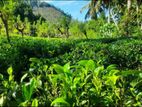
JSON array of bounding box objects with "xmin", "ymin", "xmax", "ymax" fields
[
  {"xmin": 33, "ymin": 2, "xmax": 71, "ymax": 23},
  {"xmin": 0, "ymin": 0, "xmax": 142, "ymax": 106}
]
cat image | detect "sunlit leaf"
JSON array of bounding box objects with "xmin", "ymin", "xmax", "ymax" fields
[
  {"xmin": 7, "ymin": 66, "xmax": 13, "ymax": 75},
  {"xmin": 77, "ymin": 60, "xmax": 88, "ymax": 66},
  {"xmin": 93, "ymin": 66, "xmax": 104, "ymax": 76},
  {"xmin": 22, "ymin": 84, "xmax": 29, "ymax": 101},
  {"xmin": 53, "ymin": 64, "xmax": 64, "ymax": 74},
  {"xmin": 63, "ymin": 62, "xmax": 70, "ymax": 73},
  {"xmin": 0, "ymin": 94, "xmax": 6, "ymax": 106},
  {"xmin": 21, "ymin": 73, "xmax": 28, "ymax": 83},
  {"xmin": 86, "ymin": 60, "xmax": 95, "ymax": 71},
  {"xmin": 51, "ymin": 97, "xmax": 70, "ymax": 106},
  {"xmin": 32, "ymin": 99, "xmax": 38, "ymax": 107},
  {"xmin": 29, "ymin": 78, "xmax": 36, "ymax": 100},
  {"xmin": 0, "ymin": 74, "xmax": 3, "ymax": 80}
]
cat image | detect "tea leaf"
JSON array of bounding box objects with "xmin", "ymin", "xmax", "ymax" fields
[
  {"xmin": 32, "ymin": 99, "xmax": 38, "ymax": 107},
  {"xmin": 63, "ymin": 62, "xmax": 70, "ymax": 73},
  {"xmin": 22, "ymin": 84, "xmax": 29, "ymax": 101},
  {"xmin": 21, "ymin": 73, "xmax": 28, "ymax": 83},
  {"xmin": 51, "ymin": 97, "xmax": 70, "ymax": 106},
  {"xmin": 53, "ymin": 64, "xmax": 64, "ymax": 74},
  {"xmin": 86, "ymin": 60, "xmax": 95, "ymax": 71},
  {"xmin": 0, "ymin": 74, "xmax": 3, "ymax": 80},
  {"xmin": 0, "ymin": 94, "xmax": 6, "ymax": 106},
  {"xmin": 7, "ymin": 66, "xmax": 13, "ymax": 75}
]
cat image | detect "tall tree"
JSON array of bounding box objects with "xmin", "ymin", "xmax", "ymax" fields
[
  {"xmin": 0, "ymin": 0, "xmax": 13, "ymax": 42},
  {"xmin": 82, "ymin": 0, "xmax": 141, "ymax": 20},
  {"xmin": 82, "ymin": 0, "xmax": 142, "ymax": 35},
  {"xmin": 0, "ymin": 0, "xmax": 19, "ymax": 42}
]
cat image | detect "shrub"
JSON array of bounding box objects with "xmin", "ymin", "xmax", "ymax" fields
[
  {"xmin": 0, "ymin": 60, "xmax": 142, "ymax": 106},
  {"xmin": 107, "ymin": 38, "xmax": 142, "ymax": 69},
  {"xmin": 0, "ymin": 36, "xmax": 72, "ymax": 78},
  {"xmin": 0, "ymin": 36, "xmax": 141, "ymax": 79}
]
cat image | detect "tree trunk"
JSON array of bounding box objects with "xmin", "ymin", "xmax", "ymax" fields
[
  {"xmin": 84, "ymin": 31, "xmax": 88, "ymax": 39},
  {"xmin": 136, "ymin": 0, "xmax": 141, "ymax": 30},
  {"xmin": 107, "ymin": 3, "xmax": 111, "ymax": 23},
  {"xmin": 127, "ymin": 0, "xmax": 131, "ymax": 12},
  {"xmin": 0, "ymin": 11, "xmax": 10, "ymax": 42},
  {"xmin": 125, "ymin": 0, "xmax": 131, "ymax": 36},
  {"xmin": 57, "ymin": 27, "xmax": 64, "ymax": 35},
  {"xmin": 4, "ymin": 21, "xmax": 10, "ymax": 42}
]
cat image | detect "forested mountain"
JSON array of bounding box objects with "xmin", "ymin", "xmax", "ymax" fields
[{"xmin": 26, "ymin": 1, "xmax": 71, "ymax": 23}]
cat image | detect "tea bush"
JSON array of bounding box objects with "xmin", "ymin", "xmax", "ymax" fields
[
  {"xmin": 0, "ymin": 36, "xmax": 72, "ymax": 78},
  {"xmin": 0, "ymin": 60, "xmax": 142, "ymax": 106},
  {"xmin": 0, "ymin": 36, "xmax": 141, "ymax": 79},
  {"xmin": 53, "ymin": 37, "xmax": 142, "ymax": 70},
  {"xmin": 107, "ymin": 38, "xmax": 142, "ymax": 69}
]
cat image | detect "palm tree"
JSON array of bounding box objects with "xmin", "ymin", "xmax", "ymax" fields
[
  {"xmin": 81, "ymin": 0, "xmax": 141, "ymax": 19},
  {"xmin": 82, "ymin": 0, "xmax": 142, "ymax": 32},
  {"xmin": 81, "ymin": 0, "xmax": 119, "ymax": 30},
  {"xmin": 81, "ymin": 0, "xmax": 104, "ymax": 20}
]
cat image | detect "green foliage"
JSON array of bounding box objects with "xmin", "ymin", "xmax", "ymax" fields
[
  {"xmin": 100, "ymin": 23, "xmax": 117, "ymax": 37},
  {"xmin": 0, "ymin": 36, "xmax": 72, "ymax": 78},
  {"xmin": 13, "ymin": 2, "xmax": 44, "ymax": 23},
  {"xmin": 56, "ymin": 15, "xmax": 71, "ymax": 38},
  {"xmin": 0, "ymin": 36, "xmax": 141, "ymax": 79},
  {"xmin": 107, "ymin": 38, "xmax": 142, "ymax": 69},
  {"xmin": 0, "ymin": 60, "xmax": 142, "ymax": 106}
]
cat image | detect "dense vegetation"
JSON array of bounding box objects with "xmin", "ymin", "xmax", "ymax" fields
[
  {"xmin": 1, "ymin": 59, "xmax": 142, "ymax": 106},
  {"xmin": 0, "ymin": 0, "xmax": 142, "ymax": 106}
]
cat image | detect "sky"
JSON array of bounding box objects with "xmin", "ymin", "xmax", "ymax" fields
[{"xmin": 45, "ymin": 0, "xmax": 90, "ymax": 21}]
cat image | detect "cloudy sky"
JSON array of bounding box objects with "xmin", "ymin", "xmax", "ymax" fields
[{"xmin": 45, "ymin": 0, "xmax": 90, "ymax": 21}]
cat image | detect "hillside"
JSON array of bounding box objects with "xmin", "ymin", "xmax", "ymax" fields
[{"xmin": 32, "ymin": 2, "xmax": 71, "ymax": 23}]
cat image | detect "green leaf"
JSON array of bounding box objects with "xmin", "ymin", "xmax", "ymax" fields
[
  {"xmin": 53, "ymin": 64, "xmax": 64, "ymax": 74},
  {"xmin": 93, "ymin": 66, "xmax": 104, "ymax": 77},
  {"xmin": 139, "ymin": 73, "xmax": 142, "ymax": 78},
  {"xmin": 19, "ymin": 101, "xmax": 28, "ymax": 106},
  {"xmin": 29, "ymin": 58, "xmax": 40, "ymax": 63},
  {"xmin": 63, "ymin": 62, "xmax": 70, "ymax": 73},
  {"xmin": 120, "ymin": 70, "xmax": 142, "ymax": 77},
  {"xmin": 108, "ymin": 70, "xmax": 119, "ymax": 76},
  {"xmin": 0, "ymin": 74, "xmax": 3, "ymax": 80},
  {"xmin": 107, "ymin": 64, "xmax": 117, "ymax": 71},
  {"xmin": 0, "ymin": 94, "xmax": 6, "ymax": 106},
  {"xmin": 22, "ymin": 84, "xmax": 29, "ymax": 101},
  {"xmin": 77, "ymin": 60, "xmax": 88, "ymax": 66},
  {"xmin": 106, "ymin": 75, "xmax": 119, "ymax": 85},
  {"xmin": 51, "ymin": 97, "xmax": 70, "ymax": 106},
  {"xmin": 73, "ymin": 77, "xmax": 80, "ymax": 85},
  {"xmin": 22, "ymin": 78, "xmax": 36, "ymax": 101},
  {"xmin": 9, "ymin": 75, "xmax": 14, "ymax": 81},
  {"xmin": 32, "ymin": 99, "xmax": 38, "ymax": 107},
  {"xmin": 7, "ymin": 66, "xmax": 13, "ymax": 75},
  {"xmin": 21, "ymin": 73, "xmax": 28, "ymax": 83},
  {"xmin": 86, "ymin": 60, "xmax": 95, "ymax": 71},
  {"xmin": 29, "ymin": 78, "xmax": 36, "ymax": 100}
]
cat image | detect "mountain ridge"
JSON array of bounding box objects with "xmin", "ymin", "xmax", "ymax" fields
[{"xmin": 32, "ymin": 2, "xmax": 71, "ymax": 23}]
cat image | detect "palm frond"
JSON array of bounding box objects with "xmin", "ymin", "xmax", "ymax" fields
[{"xmin": 80, "ymin": 2, "xmax": 90, "ymax": 13}]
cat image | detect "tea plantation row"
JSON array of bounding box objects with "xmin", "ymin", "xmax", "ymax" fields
[
  {"xmin": 0, "ymin": 36, "xmax": 142, "ymax": 79},
  {"xmin": 0, "ymin": 36, "xmax": 142, "ymax": 106}
]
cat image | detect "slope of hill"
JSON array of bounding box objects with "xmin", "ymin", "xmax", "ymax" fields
[{"xmin": 32, "ymin": 2, "xmax": 71, "ymax": 23}]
